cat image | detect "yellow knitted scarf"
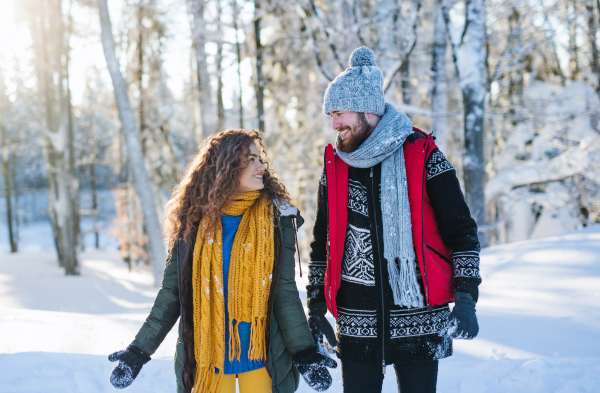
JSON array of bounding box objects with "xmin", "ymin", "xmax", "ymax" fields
[{"xmin": 191, "ymin": 190, "xmax": 274, "ymax": 393}]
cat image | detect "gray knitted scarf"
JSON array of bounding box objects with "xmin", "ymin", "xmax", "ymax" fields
[{"xmin": 336, "ymin": 103, "xmax": 424, "ymax": 308}]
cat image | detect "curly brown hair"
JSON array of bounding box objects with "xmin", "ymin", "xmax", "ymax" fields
[{"xmin": 163, "ymin": 129, "xmax": 294, "ymax": 252}]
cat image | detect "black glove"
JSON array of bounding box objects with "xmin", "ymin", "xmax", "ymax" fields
[
  {"xmin": 108, "ymin": 344, "xmax": 151, "ymax": 389},
  {"xmin": 444, "ymin": 292, "xmax": 479, "ymax": 340},
  {"xmin": 307, "ymin": 303, "xmax": 338, "ymax": 352},
  {"xmin": 293, "ymin": 346, "xmax": 337, "ymax": 392}
]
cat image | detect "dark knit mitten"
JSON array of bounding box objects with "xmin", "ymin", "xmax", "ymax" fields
[
  {"xmin": 307, "ymin": 303, "xmax": 338, "ymax": 351},
  {"xmin": 445, "ymin": 292, "xmax": 479, "ymax": 340},
  {"xmin": 293, "ymin": 346, "xmax": 337, "ymax": 392},
  {"xmin": 108, "ymin": 344, "xmax": 151, "ymax": 389}
]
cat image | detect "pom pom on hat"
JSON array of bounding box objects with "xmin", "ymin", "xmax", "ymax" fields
[{"xmin": 349, "ymin": 47, "xmax": 377, "ymax": 67}]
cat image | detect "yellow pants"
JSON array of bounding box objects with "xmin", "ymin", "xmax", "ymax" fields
[{"xmin": 220, "ymin": 367, "xmax": 272, "ymax": 393}]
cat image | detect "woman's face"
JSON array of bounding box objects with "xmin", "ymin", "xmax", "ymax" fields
[{"xmin": 237, "ymin": 142, "xmax": 266, "ymax": 193}]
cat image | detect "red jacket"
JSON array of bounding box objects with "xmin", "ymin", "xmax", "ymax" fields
[{"xmin": 324, "ymin": 128, "xmax": 454, "ymax": 318}]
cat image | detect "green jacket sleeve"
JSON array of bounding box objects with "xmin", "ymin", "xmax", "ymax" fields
[
  {"xmin": 273, "ymin": 214, "xmax": 316, "ymax": 355},
  {"xmin": 133, "ymin": 244, "xmax": 181, "ymax": 356}
]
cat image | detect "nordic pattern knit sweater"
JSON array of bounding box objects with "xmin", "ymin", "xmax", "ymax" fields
[
  {"xmin": 221, "ymin": 214, "xmax": 265, "ymax": 374},
  {"xmin": 307, "ymin": 141, "xmax": 481, "ymax": 365}
]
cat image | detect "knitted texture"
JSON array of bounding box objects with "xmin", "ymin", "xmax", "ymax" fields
[
  {"xmin": 322, "ymin": 46, "xmax": 385, "ymax": 116},
  {"xmin": 191, "ymin": 191, "xmax": 274, "ymax": 393},
  {"xmin": 336, "ymin": 103, "xmax": 424, "ymax": 308}
]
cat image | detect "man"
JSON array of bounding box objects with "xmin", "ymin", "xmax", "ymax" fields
[{"xmin": 306, "ymin": 47, "xmax": 481, "ymax": 393}]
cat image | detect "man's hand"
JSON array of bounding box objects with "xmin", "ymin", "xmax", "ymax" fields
[
  {"xmin": 293, "ymin": 346, "xmax": 337, "ymax": 392},
  {"xmin": 307, "ymin": 303, "xmax": 338, "ymax": 352},
  {"xmin": 108, "ymin": 344, "xmax": 151, "ymax": 389},
  {"xmin": 444, "ymin": 292, "xmax": 479, "ymax": 340}
]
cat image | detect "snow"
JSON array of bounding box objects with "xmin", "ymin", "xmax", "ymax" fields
[
  {"xmin": 1, "ymin": 225, "xmax": 600, "ymax": 392},
  {"xmin": 486, "ymin": 79, "xmax": 600, "ymax": 245}
]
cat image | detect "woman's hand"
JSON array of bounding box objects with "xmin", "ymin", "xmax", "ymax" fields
[
  {"xmin": 293, "ymin": 346, "xmax": 337, "ymax": 391},
  {"xmin": 108, "ymin": 344, "xmax": 151, "ymax": 389}
]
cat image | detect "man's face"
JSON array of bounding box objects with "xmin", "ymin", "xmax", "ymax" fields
[{"xmin": 331, "ymin": 111, "xmax": 374, "ymax": 153}]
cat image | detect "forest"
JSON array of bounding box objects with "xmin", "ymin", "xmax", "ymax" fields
[{"xmin": 1, "ymin": 0, "xmax": 599, "ymax": 285}]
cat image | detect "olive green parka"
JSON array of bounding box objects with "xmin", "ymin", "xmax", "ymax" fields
[{"xmin": 132, "ymin": 206, "xmax": 315, "ymax": 393}]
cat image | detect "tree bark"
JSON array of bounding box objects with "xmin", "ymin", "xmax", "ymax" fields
[
  {"xmin": 568, "ymin": 0, "xmax": 580, "ymax": 79},
  {"xmin": 444, "ymin": 0, "xmax": 488, "ymax": 247},
  {"xmin": 0, "ymin": 75, "xmax": 17, "ymax": 253},
  {"xmin": 91, "ymin": 160, "xmax": 99, "ymax": 249},
  {"xmin": 587, "ymin": 2, "xmax": 600, "ymax": 93},
  {"xmin": 216, "ymin": 0, "xmax": 225, "ymax": 132},
  {"xmin": 508, "ymin": 7, "xmax": 523, "ymax": 125},
  {"xmin": 587, "ymin": 1, "xmax": 600, "ymax": 131},
  {"xmin": 98, "ymin": 0, "xmax": 166, "ymax": 285},
  {"xmin": 254, "ymin": 0, "xmax": 265, "ymax": 132},
  {"xmin": 376, "ymin": 0, "xmax": 396, "ymax": 71},
  {"xmin": 233, "ymin": 0, "xmax": 244, "ymax": 129},
  {"xmin": 29, "ymin": 0, "xmax": 79, "ymax": 273},
  {"xmin": 189, "ymin": 0, "xmax": 215, "ymax": 139},
  {"xmin": 65, "ymin": 2, "xmax": 81, "ymax": 253},
  {"xmin": 400, "ymin": 56, "xmax": 411, "ymax": 105},
  {"xmin": 431, "ymin": 0, "xmax": 448, "ymax": 153}
]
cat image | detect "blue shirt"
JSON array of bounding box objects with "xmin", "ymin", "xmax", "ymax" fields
[{"xmin": 221, "ymin": 214, "xmax": 265, "ymax": 374}]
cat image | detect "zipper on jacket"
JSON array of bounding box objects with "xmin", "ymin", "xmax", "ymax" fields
[{"xmin": 370, "ymin": 166, "xmax": 386, "ymax": 375}]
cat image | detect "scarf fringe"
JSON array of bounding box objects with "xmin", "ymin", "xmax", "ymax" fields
[
  {"xmin": 228, "ymin": 319, "xmax": 241, "ymax": 362},
  {"xmin": 388, "ymin": 256, "xmax": 424, "ymax": 308},
  {"xmin": 248, "ymin": 316, "xmax": 267, "ymax": 360},
  {"xmin": 193, "ymin": 366, "xmax": 223, "ymax": 393}
]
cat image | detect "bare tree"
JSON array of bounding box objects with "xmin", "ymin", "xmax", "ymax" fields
[
  {"xmin": 255, "ymin": 0, "xmax": 265, "ymax": 131},
  {"xmin": 216, "ymin": 0, "xmax": 226, "ymax": 132},
  {"xmin": 189, "ymin": 0, "xmax": 216, "ymax": 139},
  {"xmin": 232, "ymin": 0, "xmax": 245, "ymax": 129},
  {"xmin": 568, "ymin": 0, "xmax": 581, "ymax": 79},
  {"xmin": 431, "ymin": 0, "xmax": 449, "ymax": 152},
  {"xmin": 27, "ymin": 0, "xmax": 79, "ymax": 273},
  {"xmin": 0, "ymin": 71, "xmax": 17, "ymax": 253},
  {"xmin": 587, "ymin": 0, "xmax": 600, "ymax": 92},
  {"xmin": 443, "ymin": 0, "xmax": 488, "ymax": 246},
  {"xmin": 97, "ymin": 0, "xmax": 166, "ymax": 285}
]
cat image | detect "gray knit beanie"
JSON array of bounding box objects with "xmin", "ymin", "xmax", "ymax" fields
[{"xmin": 322, "ymin": 47, "xmax": 385, "ymax": 116}]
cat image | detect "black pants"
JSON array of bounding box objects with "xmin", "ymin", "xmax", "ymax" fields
[{"xmin": 341, "ymin": 359, "xmax": 438, "ymax": 393}]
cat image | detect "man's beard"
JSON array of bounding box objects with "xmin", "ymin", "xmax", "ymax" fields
[{"xmin": 336, "ymin": 113, "xmax": 375, "ymax": 153}]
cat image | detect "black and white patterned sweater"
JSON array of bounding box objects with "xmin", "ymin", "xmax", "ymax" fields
[{"xmin": 307, "ymin": 135, "xmax": 481, "ymax": 365}]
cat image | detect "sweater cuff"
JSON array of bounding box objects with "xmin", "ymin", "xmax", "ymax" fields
[{"xmin": 453, "ymin": 277, "xmax": 480, "ymax": 302}]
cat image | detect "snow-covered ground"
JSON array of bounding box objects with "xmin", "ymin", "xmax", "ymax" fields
[{"xmin": 1, "ymin": 225, "xmax": 600, "ymax": 392}]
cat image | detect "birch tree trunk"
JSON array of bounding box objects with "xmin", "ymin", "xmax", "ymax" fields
[
  {"xmin": 189, "ymin": 0, "xmax": 216, "ymax": 139},
  {"xmin": 216, "ymin": 0, "xmax": 225, "ymax": 132},
  {"xmin": 233, "ymin": 0, "xmax": 244, "ymax": 129},
  {"xmin": 28, "ymin": 0, "xmax": 79, "ymax": 273},
  {"xmin": 65, "ymin": 5, "xmax": 81, "ymax": 254},
  {"xmin": 587, "ymin": 1, "xmax": 600, "ymax": 130},
  {"xmin": 97, "ymin": 0, "xmax": 166, "ymax": 285},
  {"xmin": 444, "ymin": 0, "xmax": 488, "ymax": 247},
  {"xmin": 568, "ymin": 0, "xmax": 580, "ymax": 79},
  {"xmin": 376, "ymin": 0, "xmax": 396, "ymax": 71},
  {"xmin": 508, "ymin": 8, "xmax": 524, "ymax": 125},
  {"xmin": 254, "ymin": 0, "xmax": 265, "ymax": 132},
  {"xmin": 0, "ymin": 75, "xmax": 17, "ymax": 253},
  {"xmin": 431, "ymin": 0, "xmax": 448, "ymax": 153},
  {"xmin": 587, "ymin": 1, "xmax": 600, "ymax": 93}
]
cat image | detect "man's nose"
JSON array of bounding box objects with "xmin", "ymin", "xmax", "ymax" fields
[{"xmin": 332, "ymin": 118, "xmax": 341, "ymax": 130}]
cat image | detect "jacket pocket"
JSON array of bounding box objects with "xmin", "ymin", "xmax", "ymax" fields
[{"xmin": 426, "ymin": 245, "xmax": 452, "ymax": 265}]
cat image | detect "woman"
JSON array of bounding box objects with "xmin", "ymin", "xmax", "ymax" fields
[{"xmin": 107, "ymin": 129, "xmax": 336, "ymax": 393}]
